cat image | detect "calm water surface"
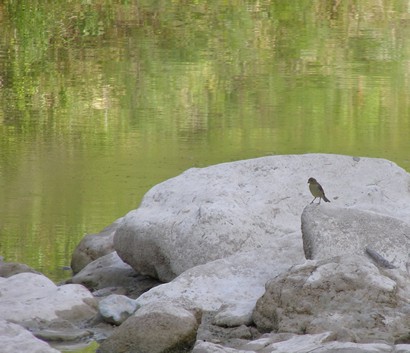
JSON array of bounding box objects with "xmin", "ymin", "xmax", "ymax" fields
[{"xmin": 1, "ymin": 1, "xmax": 410, "ymax": 283}]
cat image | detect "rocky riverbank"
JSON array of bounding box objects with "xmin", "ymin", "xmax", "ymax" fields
[{"xmin": 2, "ymin": 154, "xmax": 410, "ymax": 353}]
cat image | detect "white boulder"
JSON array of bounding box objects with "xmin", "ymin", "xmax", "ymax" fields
[{"xmin": 114, "ymin": 154, "xmax": 410, "ymax": 282}]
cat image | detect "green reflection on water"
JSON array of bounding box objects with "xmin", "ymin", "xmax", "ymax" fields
[
  {"xmin": 54, "ymin": 340, "xmax": 100, "ymax": 353},
  {"xmin": 1, "ymin": 1, "xmax": 410, "ymax": 281}
]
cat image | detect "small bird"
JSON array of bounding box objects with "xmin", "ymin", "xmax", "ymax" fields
[{"xmin": 308, "ymin": 177, "xmax": 330, "ymax": 204}]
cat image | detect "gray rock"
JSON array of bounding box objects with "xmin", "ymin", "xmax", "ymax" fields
[
  {"xmin": 301, "ymin": 204, "xmax": 410, "ymax": 271},
  {"xmin": 98, "ymin": 301, "xmax": 200, "ymax": 353},
  {"xmin": 71, "ymin": 218, "xmax": 122, "ymax": 274},
  {"xmin": 0, "ymin": 319, "xmax": 60, "ymax": 353},
  {"xmin": 71, "ymin": 251, "xmax": 159, "ymax": 297},
  {"xmin": 114, "ymin": 154, "xmax": 410, "ymax": 282},
  {"xmin": 253, "ymin": 255, "xmax": 410, "ymax": 343},
  {"xmin": 99, "ymin": 294, "xmax": 138, "ymax": 325}
]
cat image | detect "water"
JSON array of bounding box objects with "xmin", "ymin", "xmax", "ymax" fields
[{"xmin": 1, "ymin": 1, "xmax": 410, "ymax": 283}]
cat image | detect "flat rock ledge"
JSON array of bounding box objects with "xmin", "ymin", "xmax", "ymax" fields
[{"xmin": 302, "ymin": 204, "xmax": 410, "ymax": 271}]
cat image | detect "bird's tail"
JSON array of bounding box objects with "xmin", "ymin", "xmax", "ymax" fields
[{"xmin": 323, "ymin": 195, "xmax": 330, "ymax": 202}]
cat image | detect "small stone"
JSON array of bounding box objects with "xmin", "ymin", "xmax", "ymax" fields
[{"xmin": 99, "ymin": 294, "xmax": 138, "ymax": 325}]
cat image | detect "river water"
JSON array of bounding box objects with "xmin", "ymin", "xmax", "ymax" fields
[{"xmin": 1, "ymin": 1, "xmax": 410, "ymax": 282}]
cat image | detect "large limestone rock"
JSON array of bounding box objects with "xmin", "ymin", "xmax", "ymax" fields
[
  {"xmin": 252, "ymin": 255, "xmax": 410, "ymax": 343},
  {"xmin": 114, "ymin": 154, "xmax": 410, "ymax": 282},
  {"xmin": 98, "ymin": 301, "xmax": 200, "ymax": 353},
  {"xmin": 0, "ymin": 273, "xmax": 97, "ymax": 329},
  {"xmin": 71, "ymin": 218, "xmax": 122, "ymax": 274},
  {"xmin": 0, "ymin": 320, "xmax": 60, "ymax": 353},
  {"xmin": 302, "ymin": 205, "xmax": 410, "ymax": 270}
]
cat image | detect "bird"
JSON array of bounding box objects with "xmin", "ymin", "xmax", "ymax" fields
[{"xmin": 308, "ymin": 177, "xmax": 330, "ymax": 204}]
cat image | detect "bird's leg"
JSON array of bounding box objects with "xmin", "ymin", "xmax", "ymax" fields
[{"xmin": 310, "ymin": 198, "xmax": 316, "ymax": 204}]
